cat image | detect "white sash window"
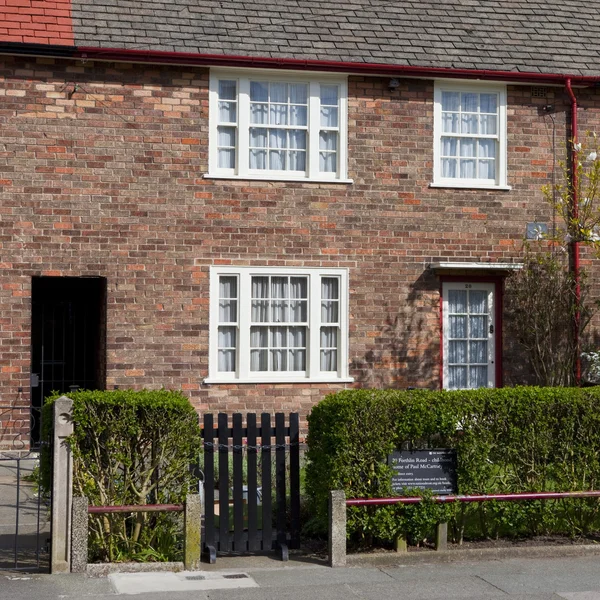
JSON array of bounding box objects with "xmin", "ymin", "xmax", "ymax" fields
[
  {"xmin": 209, "ymin": 266, "xmax": 350, "ymax": 383},
  {"xmin": 209, "ymin": 71, "xmax": 349, "ymax": 182}
]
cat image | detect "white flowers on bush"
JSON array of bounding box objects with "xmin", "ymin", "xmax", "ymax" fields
[
  {"xmin": 582, "ymin": 351, "xmax": 600, "ymax": 382},
  {"xmin": 588, "ymin": 151, "xmax": 598, "ymax": 161}
]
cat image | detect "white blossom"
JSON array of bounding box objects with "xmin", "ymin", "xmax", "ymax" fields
[
  {"xmin": 532, "ymin": 225, "xmax": 545, "ymax": 240},
  {"xmin": 588, "ymin": 151, "xmax": 598, "ymax": 161},
  {"xmin": 582, "ymin": 350, "xmax": 600, "ymax": 382},
  {"xmin": 574, "ymin": 142, "xmax": 582, "ymax": 152}
]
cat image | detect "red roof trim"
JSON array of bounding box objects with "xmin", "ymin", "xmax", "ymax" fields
[{"xmin": 76, "ymin": 46, "xmax": 600, "ymax": 85}]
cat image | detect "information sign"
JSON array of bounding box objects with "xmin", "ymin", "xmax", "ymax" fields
[{"xmin": 387, "ymin": 449, "xmax": 457, "ymax": 495}]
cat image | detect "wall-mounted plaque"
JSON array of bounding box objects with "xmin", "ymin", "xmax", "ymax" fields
[{"xmin": 387, "ymin": 449, "xmax": 457, "ymax": 495}]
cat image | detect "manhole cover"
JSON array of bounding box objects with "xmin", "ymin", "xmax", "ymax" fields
[{"xmin": 223, "ymin": 574, "xmax": 248, "ymax": 580}]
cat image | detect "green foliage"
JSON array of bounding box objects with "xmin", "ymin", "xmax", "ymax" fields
[
  {"xmin": 542, "ymin": 133, "xmax": 600, "ymax": 250},
  {"xmin": 504, "ymin": 249, "xmax": 594, "ymax": 387},
  {"xmin": 306, "ymin": 387, "xmax": 600, "ymax": 546},
  {"xmin": 41, "ymin": 389, "xmax": 202, "ymax": 562}
]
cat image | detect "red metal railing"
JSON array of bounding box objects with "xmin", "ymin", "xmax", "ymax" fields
[
  {"xmin": 87, "ymin": 504, "xmax": 183, "ymax": 514},
  {"xmin": 346, "ymin": 491, "xmax": 600, "ymax": 506}
]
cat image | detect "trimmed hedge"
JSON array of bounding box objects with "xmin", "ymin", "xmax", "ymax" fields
[
  {"xmin": 41, "ymin": 389, "xmax": 202, "ymax": 562},
  {"xmin": 306, "ymin": 387, "xmax": 600, "ymax": 545}
]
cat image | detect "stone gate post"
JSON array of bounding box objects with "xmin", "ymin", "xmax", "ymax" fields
[{"xmin": 50, "ymin": 396, "xmax": 74, "ymax": 573}]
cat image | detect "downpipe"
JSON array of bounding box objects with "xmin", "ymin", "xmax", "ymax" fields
[{"xmin": 565, "ymin": 78, "xmax": 581, "ymax": 386}]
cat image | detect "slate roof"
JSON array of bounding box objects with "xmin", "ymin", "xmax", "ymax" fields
[{"xmin": 71, "ymin": 0, "xmax": 600, "ymax": 77}]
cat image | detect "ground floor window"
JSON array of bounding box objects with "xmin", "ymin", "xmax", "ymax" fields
[
  {"xmin": 442, "ymin": 281, "xmax": 497, "ymax": 389},
  {"xmin": 207, "ymin": 266, "xmax": 350, "ymax": 383}
]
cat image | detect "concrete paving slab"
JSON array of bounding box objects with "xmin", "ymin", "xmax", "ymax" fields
[
  {"xmin": 381, "ymin": 562, "xmax": 493, "ymax": 580},
  {"xmin": 495, "ymin": 595, "xmax": 565, "ymax": 600},
  {"xmin": 478, "ymin": 570, "xmax": 600, "ymax": 596},
  {"xmin": 347, "ymin": 576, "xmax": 507, "ymax": 600},
  {"xmin": 250, "ymin": 565, "xmax": 393, "ymax": 587},
  {"xmin": 207, "ymin": 583, "xmax": 358, "ymax": 600},
  {"xmin": 559, "ymin": 594, "xmax": 600, "ymax": 600},
  {"xmin": 483, "ymin": 557, "xmax": 600, "ymax": 575},
  {"xmin": 109, "ymin": 571, "xmax": 259, "ymax": 595},
  {"xmin": 0, "ymin": 573, "xmax": 114, "ymax": 599},
  {"xmin": 381, "ymin": 556, "xmax": 600, "ymax": 584}
]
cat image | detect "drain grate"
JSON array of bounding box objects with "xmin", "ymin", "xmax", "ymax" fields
[
  {"xmin": 185, "ymin": 575, "xmax": 206, "ymax": 581},
  {"xmin": 223, "ymin": 574, "xmax": 249, "ymax": 580}
]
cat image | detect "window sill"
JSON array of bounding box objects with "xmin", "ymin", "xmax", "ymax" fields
[
  {"xmin": 429, "ymin": 182, "xmax": 512, "ymax": 191},
  {"xmin": 203, "ymin": 376, "xmax": 355, "ymax": 385},
  {"xmin": 205, "ymin": 174, "xmax": 354, "ymax": 184}
]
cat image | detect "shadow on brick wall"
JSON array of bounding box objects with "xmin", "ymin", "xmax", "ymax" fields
[{"xmin": 350, "ymin": 271, "xmax": 438, "ymax": 389}]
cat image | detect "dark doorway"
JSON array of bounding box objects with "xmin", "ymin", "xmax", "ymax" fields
[{"xmin": 30, "ymin": 277, "xmax": 107, "ymax": 447}]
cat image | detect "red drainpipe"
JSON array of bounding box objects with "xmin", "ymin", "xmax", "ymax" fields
[{"xmin": 565, "ymin": 78, "xmax": 581, "ymax": 386}]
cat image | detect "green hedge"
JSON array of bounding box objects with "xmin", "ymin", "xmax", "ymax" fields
[
  {"xmin": 306, "ymin": 387, "xmax": 600, "ymax": 545},
  {"xmin": 41, "ymin": 389, "xmax": 202, "ymax": 562}
]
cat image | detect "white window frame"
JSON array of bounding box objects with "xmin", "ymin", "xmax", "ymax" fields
[
  {"xmin": 208, "ymin": 69, "xmax": 350, "ymax": 183},
  {"xmin": 206, "ymin": 266, "xmax": 352, "ymax": 383},
  {"xmin": 442, "ymin": 281, "xmax": 496, "ymax": 390},
  {"xmin": 432, "ymin": 81, "xmax": 509, "ymax": 190}
]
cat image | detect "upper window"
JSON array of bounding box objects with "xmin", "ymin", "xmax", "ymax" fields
[
  {"xmin": 209, "ymin": 71, "xmax": 348, "ymax": 182},
  {"xmin": 207, "ymin": 266, "xmax": 350, "ymax": 382},
  {"xmin": 433, "ymin": 83, "xmax": 508, "ymax": 189}
]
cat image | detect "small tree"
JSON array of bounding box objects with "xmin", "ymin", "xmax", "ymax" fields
[
  {"xmin": 504, "ymin": 249, "xmax": 593, "ymax": 387},
  {"xmin": 539, "ymin": 133, "xmax": 600, "ymax": 383}
]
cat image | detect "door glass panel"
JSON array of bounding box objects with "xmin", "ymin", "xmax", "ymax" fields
[
  {"xmin": 449, "ymin": 315, "xmax": 467, "ymax": 338},
  {"xmin": 448, "ymin": 290, "xmax": 467, "ymax": 313},
  {"xmin": 469, "ymin": 315, "xmax": 487, "ymax": 338},
  {"xmin": 446, "ymin": 285, "xmax": 493, "ymax": 390},
  {"xmin": 449, "ymin": 366, "xmax": 467, "ymax": 389},
  {"xmin": 469, "ymin": 290, "xmax": 487, "ymax": 313},
  {"xmin": 469, "ymin": 340, "xmax": 487, "ymax": 363},
  {"xmin": 449, "ymin": 340, "xmax": 467, "ymax": 364},
  {"xmin": 469, "ymin": 366, "xmax": 488, "ymax": 388}
]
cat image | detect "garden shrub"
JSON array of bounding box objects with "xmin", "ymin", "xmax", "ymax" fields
[
  {"xmin": 306, "ymin": 387, "xmax": 600, "ymax": 546},
  {"xmin": 41, "ymin": 389, "xmax": 202, "ymax": 562}
]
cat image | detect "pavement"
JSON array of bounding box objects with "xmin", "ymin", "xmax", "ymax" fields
[{"xmin": 3, "ymin": 553, "xmax": 600, "ymax": 600}]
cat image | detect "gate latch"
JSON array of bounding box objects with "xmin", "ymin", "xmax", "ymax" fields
[{"xmin": 489, "ymin": 325, "xmax": 494, "ymax": 334}]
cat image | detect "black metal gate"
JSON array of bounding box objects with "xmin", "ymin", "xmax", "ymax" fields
[
  {"xmin": 202, "ymin": 413, "xmax": 300, "ymax": 563},
  {"xmin": 30, "ymin": 276, "xmax": 107, "ymax": 447},
  {"xmin": 0, "ymin": 451, "xmax": 50, "ymax": 571}
]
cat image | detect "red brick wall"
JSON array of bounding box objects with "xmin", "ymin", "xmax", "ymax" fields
[
  {"xmin": 0, "ymin": 0, "xmax": 74, "ymax": 45},
  {"xmin": 0, "ymin": 55, "xmax": 597, "ymax": 448}
]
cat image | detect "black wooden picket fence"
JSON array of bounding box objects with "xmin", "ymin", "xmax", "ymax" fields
[{"xmin": 201, "ymin": 413, "xmax": 300, "ymax": 563}]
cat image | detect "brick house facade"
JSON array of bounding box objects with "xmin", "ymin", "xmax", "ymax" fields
[{"xmin": 1, "ymin": 1, "xmax": 600, "ymax": 449}]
